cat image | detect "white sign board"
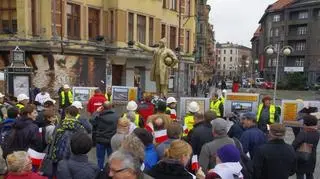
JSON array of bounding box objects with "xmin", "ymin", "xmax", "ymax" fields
[{"xmin": 284, "ymin": 67, "xmax": 304, "ymax": 72}]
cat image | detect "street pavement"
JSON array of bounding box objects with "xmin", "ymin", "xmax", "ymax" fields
[{"xmin": 87, "ymin": 88, "xmax": 320, "ymax": 178}]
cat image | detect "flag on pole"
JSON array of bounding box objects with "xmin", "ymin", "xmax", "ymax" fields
[
  {"xmin": 154, "ymin": 129, "xmax": 168, "ymax": 143},
  {"xmin": 27, "ymin": 148, "xmax": 46, "ymax": 166},
  {"xmin": 191, "ymin": 155, "xmax": 199, "ymax": 170}
]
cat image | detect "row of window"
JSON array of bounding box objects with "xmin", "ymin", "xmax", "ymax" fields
[
  {"xmin": 217, "ymin": 49, "xmax": 235, "ymax": 55},
  {"xmin": 273, "ymin": 9, "xmax": 320, "ymax": 22},
  {"xmin": 163, "ymin": 0, "xmax": 191, "ymax": 16},
  {"xmin": 270, "ymin": 25, "xmax": 307, "ymax": 38},
  {"xmin": 267, "ymin": 58, "xmax": 304, "ymax": 67}
]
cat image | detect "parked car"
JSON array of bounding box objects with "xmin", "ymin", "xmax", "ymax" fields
[
  {"xmin": 261, "ymin": 81, "xmax": 274, "ymax": 89},
  {"xmin": 254, "ymin": 78, "xmax": 265, "ymax": 87}
]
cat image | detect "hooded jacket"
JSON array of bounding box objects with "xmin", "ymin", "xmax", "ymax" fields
[
  {"xmin": 11, "ymin": 117, "xmax": 42, "ymax": 152},
  {"xmin": 208, "ymin": 162, "xmax": 243, "ymax": 179}
]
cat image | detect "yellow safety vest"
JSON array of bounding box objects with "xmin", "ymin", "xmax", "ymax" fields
[
  {"xmin": 210, "ymin": 100, "xmax": 222, "ymax": 117},
  {"xmin": 16, "ymin": 103, "xmax": 24, "ymax": 109},
  {"xmin": 61, "ymin": 91, "xmax": 73, "ymax": 106},
  {"xmin": 219, "ymin": 96, "xmax": 225, "ymax": 104},
  {"xmin": 76, "ymin": 114, "xmax": 80, "ymax": 119},
  {"xmin": 256, "ymin": 104, "xmax": 276, "ymax": 124},
  {"xmin": 184, "ymin": 113, "xmax": 195, "ymax": 134},
  {"xmin": 105, "ymin": 94, "xmax": 112, "ymax": 102},
  {"xmin": 123, "ymin": 113, "xmax": 140, "ymax": 127}
]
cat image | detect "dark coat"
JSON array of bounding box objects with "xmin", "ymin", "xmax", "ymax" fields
[
  {"xmin": 146, "ymin": 160, "xmax": 194, "ymax": 179},
  {"xmin": 90, "ymin": 109, "xmax": 119, "ymax": 145},
  {"xmin": 11, "ymin": 117, "xmax": 42, "ymax": 152},
  {"xmin": 292, "ymin": 129, "xmax": 320, "ymax": 174},
  {"xmin": 253, "ymin": 139, "xmax": 296, "ymax": 179},
  {"xmin": 190, "ymin": 121, "xmax": 214, "ymax": 155},
  {"xmin": 57, "ymin": 154, "xmax": 99, "ymax": 179},
  {"xmin": 240, "ymin": 126, "xmax": 266, "ymax": 158},
  {"xmin": 227, "ymin": 121, "xmax": 244, "ymax": 140}
]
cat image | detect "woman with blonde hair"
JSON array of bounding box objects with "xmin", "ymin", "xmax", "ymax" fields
[
  {"xmin": 146, "ymin": 140, "xmax": 195, "ymax": 179},
  {"xmin": 110, "ymin": 117, "xmax": 130, "ymax": 151},
  {"xmin": 6, "ymin": 151, "xmax": 47, "ymax": 179}
]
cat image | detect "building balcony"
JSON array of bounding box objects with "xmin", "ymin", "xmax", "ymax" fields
[
  {"xmin": 286, "ymin": 34, "xmax": 307, "ymax": 40},
  {"xmin": 287, "ymin": 19, "xmax": 310, "ymax": 25}
]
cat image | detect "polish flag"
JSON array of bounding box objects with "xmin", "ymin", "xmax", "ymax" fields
[
  {"xmin": 183, "ymin": 126, "xmax": 189, "ymax": 135},
  {"xmin": 154, "ymin": 129, "xmax": 168, "ymax": 143},
  {"xmin": 191, "ymin": 155, "xmax": 199, "ymax": 171},
  {"xmin": 27, "ymin": 148, "xmax": 46, "ymax": 166}
]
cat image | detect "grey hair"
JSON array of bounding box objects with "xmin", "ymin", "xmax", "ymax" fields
[
  {"xmin": 109, "ymin": 150, "xmax": 141, "ymax": 173},
  {"xmin": 126, "ymin": 111, "xmax": 136, "ymax": 123}
]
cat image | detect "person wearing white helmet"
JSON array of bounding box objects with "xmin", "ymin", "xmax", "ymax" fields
[
  {"xmin": 165, "ymin": 97, "xmax": 177, "ymax": 120},
  {"xmin": 123, "ymin": 101, "xmax": 143, "ymax": 127},
  {"xmin": 59, "ymin": 84, "xmax": 73, "ymax": 119},
  {"xmin": 16, "ymin": 94, "xmax": 30, "ymax": 110},
  {"xmin": 184, "ymin": 101, "xmax": 200, "ymax": 134},
  {"xmin": 71, "ymin": 101, "xmax": 92, "ymax": 134},
  {"xmin": 219, "ymin": 89, "xmax": 227, "ymax": 104}
]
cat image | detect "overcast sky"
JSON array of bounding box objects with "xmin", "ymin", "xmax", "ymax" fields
[{"xmin": 208, "ymin": 0, "xmax": 276, "ymax": 47}]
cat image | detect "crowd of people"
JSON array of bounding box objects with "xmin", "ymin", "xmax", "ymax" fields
[{"xmin": 0, "ymin": 84, "xmax": 318, "ymax": 179}]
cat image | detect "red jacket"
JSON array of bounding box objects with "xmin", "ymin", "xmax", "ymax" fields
[
  {"xmin": 87, "ymin": 93, "xmax": 107, "ymax": 114},
  {"xmin": 6, "ymin": 172, "xmax": 48, "ymax": 179},
  {"xmin": 137, "ymin": 102, "xmax": 155, "ymax": 124}
]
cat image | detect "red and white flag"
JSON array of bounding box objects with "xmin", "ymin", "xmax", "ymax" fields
[
  {"xmin": 27, "ymin": 148, "xmax": 46, "ymax": 166},
  {"xmin": 154, "ymin": 129, "xmax": 168, "ymax": 143},
  {"xmin": 191, "ymin": 155, "xmax": 199, "ymax": 170}
]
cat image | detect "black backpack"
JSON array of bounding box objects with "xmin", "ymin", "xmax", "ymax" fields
[{"xmin": 0, "ymin": 122, "xmax": 17, "ymax": 158}]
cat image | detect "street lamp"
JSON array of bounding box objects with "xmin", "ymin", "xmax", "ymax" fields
[{"xmin": 265, "ymin": 45, "xmax": 293, "ymax": 103}]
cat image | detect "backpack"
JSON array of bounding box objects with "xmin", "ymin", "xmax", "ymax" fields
[
  {"xmin": 0, "ymin": 122, "xmax": 16, "ymax": 158},
  {"xmin": 54, "ymin": 124, "xmax": 85, "ymax": 161}
]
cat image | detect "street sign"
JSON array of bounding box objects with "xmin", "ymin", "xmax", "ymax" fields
[{"xmin": 284, "ymin": 67, "xmax": 304, "ymax": 72}]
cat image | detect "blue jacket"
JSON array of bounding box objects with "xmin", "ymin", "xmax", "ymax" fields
[
  {"xmin": 144, "ymin": 144, "xmax": 159, "ymax": 171},
  {"xmin": 240, "ymin": 126, "xmax": 266, "ymax": 158},
  {"xmin": 57, "ymin": 154, "xmax": 99, "ymax": 179}
]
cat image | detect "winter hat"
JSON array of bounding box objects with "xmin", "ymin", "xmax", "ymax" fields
[
  {"xmin": 269, "ymin": 124, "xmax": 286, "ymax": 137},
  {"xmin": 133, "ymin": 128, "xmax": 154, "ymax": 147},
  {"xmin": 217, "ymin": 144, "xmax": 240, "ymax": 163}
]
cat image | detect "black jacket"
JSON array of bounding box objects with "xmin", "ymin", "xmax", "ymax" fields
[
  {"xmin": 146, "ymin": 160, "xmax": 194, "ymax": 179},
  {"xmin": 292, "ymin": 129, "xmax": 319, "ymax": 174},
  {"xmin": 253, "ymin": 139, "xmax": 296, "ymax": 179},
  {"xmin": 91, "ymin": 109, "xmax": 119, "ymax": 145},
  {"xmin": 11, "ymin": 117, "xmax": 42, "ymax": 152},
  {"xmin": 227, "ymin": 121, "xmax": 244, "ymax": 140},
  {"xmin": 190, "ymin": 121, "xmax": 213, "ymax": 155}
]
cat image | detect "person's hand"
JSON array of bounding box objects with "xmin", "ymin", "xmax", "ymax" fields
[
  {"xmin": 196, "ymin": 167, "xmax": 205, "ymax": 179},
  {"xmin": 96, "ymin": 106, "xmax": 104, "ymax": 112}
]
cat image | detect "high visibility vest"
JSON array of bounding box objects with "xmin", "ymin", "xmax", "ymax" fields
[
  {"xmin": 105, "ymin": 94, "xmax": 112, "ymax": 102},
  {"xmin": 16, "ymin": 103, "xmax": 24, "ymax": 109},
  {"xmin": 124, "ymin": 113, "xmax": 140, "ymax": 127},
  {"xmin": 61, "ymin": 91, "xmax": 73, "ymax": 105},
  {"xmin": 210, "ymin": 100, "xmax": 222, "ymax": 117},
  {"xmin": 256, "ymin": 104, "xmax": 276, "ymax": 124},
  {"xmin": 219, "ymin": 96, "xmax": 225, "ymax": 104},
  {"xmin": 184, "ymin": 113, "xmax": 195, "ymax": 133}
]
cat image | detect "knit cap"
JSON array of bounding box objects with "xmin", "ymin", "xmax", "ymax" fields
[{"xmin": 217, "ymin": 144, "xmax": 240, "ymax": 163}]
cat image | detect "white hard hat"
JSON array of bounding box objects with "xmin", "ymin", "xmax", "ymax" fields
[
  {"xmin": 222, "ymin": 89, "xmax": 227, "ymax": 93},
  {"xmin": 188, "ymin": 101, "xmax": 200, "ymax": 113},
  {"xmin": 72, "ymin": 101, "xmax": 83, "ymax": 109},
  {"xmin": 63, "ymin": 84, "xmax": 70, "ymax": 89},
  {"xmin": 0, "ymin": 93, "xmax": 4, "ymax": 98},
  {"xmin": 17, "ymin": 94, "xmax": 29, "ymax": 102},
  {"xmin": 127, "ymin": 100, "xmax": 138, "ymax": 111},
  {"xmin": 166, "ymin": 97, "xmax": 177, "ymax": 104},
  {"xmin": 44, "ymin": 98, "xmax": 56, "ymax": 104}
]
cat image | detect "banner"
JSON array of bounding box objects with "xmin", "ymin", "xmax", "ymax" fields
[
  {"xmin": 112, "ymin": 86, "xmax": 138, "ymax": 103},
  {"xmin": 72, "ymin": 87, "xmax": 98, "ymax": 103}
]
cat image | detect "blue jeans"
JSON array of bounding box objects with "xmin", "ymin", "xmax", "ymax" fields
[{"xmin": 96, "ymin": 143, "xmax": 112, "ymax": 170}]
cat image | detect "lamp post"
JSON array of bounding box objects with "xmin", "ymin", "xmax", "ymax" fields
[{"xmin": 265, "ymin": 45, "xmax": 293, "ymax": 103}]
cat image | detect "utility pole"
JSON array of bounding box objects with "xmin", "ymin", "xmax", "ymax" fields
[{"xmin": 176, "ymin": 0, "xmax": 182, "ymax": 99}]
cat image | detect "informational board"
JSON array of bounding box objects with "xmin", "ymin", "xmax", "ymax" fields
[
  {"xmin": 179, "ymin": 97, "xmax": 210, "ymax": 118},
  {"xmin": 112, "ymin": 86, "xmax": 138, "ymax": 104},
  {"xmin": 72, "ymin": 87, "xmax": 98, "ymax": 103},
  {"xmin": 281, "ymin": 100, "xmax": 305, "ymax": 126},
  {"xmin": 224, "ymin": 93, "xmax": 260, "ymax": 117}
]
